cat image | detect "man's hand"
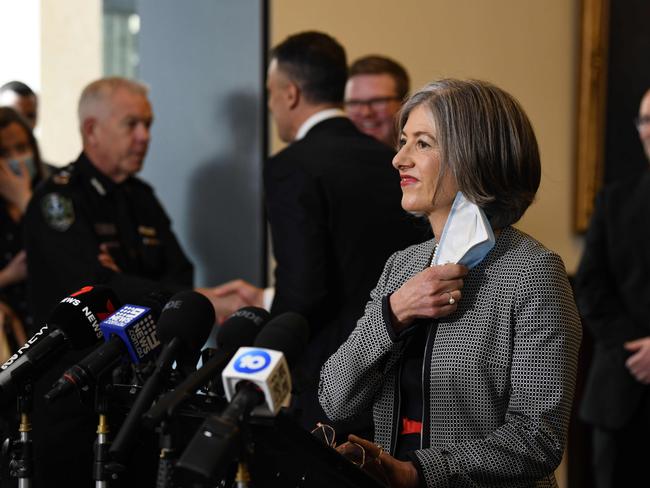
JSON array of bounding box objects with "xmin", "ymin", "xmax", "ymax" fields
[
  {"xmin": 624, "ymin": 337, "xmax": 650, "ymax": 384},
  {"xmin": 211, "ymin": 279, "xmax": 264, "ymax": 308},
  {"xmin": 0, "ymin": 158, "xmax": 32, "ymax": 213},
  {"xmin": 196, "ymin": 286, "xmax": 251, "ymax": 324},
  {"xmin": 97, "ymin": 243, "xmax": 121, "ymax": 273}
]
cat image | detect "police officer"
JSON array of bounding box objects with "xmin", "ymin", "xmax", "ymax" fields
[
  {"xmin": 25, "ymin": 77, "xmax": 194, "ymax": 328},
  {"xmin": 22, "ymin": 77, "xmax": 194, "ymax": 488}
]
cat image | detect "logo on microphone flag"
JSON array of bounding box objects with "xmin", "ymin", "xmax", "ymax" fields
[
  {"xmin": 234, "ymin": 350, "xmax": 271, "ymax": 373},
  {"xmin": 222, "ymin": 347, "xmax": 292, "ymax": 416}
]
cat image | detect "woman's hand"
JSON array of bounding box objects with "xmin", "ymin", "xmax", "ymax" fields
[
  {"xmin": 0, "ymin": 250, "xmax": 27, "ymax": 288},
  {"xmin": 389, "ymin": 263, "xmax": 468, "ymax": 332},
  {"xmin": 0, "ymin": 301, "xmax": 27, "ymax": 346},
  {"xmin": 0, "ymin": 158, "xmax": 32, "ymax": 214},
  {"xmin": 348, "ymin": 434, "xmax": 420, "ymax": 488}
]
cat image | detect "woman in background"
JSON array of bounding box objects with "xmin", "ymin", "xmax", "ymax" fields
[
  {"xmin": 319, "ymin": 79, "xmax": 581, "ymax": 487},
  {"xmin": 0, "ymin": 107, "xmax": 46, "ymax": 359}
]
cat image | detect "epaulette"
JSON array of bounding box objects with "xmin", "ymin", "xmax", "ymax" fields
[{"xmin": 51, "ymin": 164, "xmax": 76, "ymax": 186}]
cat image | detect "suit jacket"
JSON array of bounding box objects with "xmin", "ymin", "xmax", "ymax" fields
[
  {"xmin": 320, "ymin": 227, "xmax": 582, "ymax": 488},
  {"xmin": 264, "ymin": 116, "xmax": 427, "ymax": 429},
  {"xmin": 575, "ymin": 170, "xmax": 650, "ymax": 429}
]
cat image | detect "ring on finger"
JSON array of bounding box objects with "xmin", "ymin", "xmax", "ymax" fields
[{"xmin": 446, "ymin": 291, "xmax": 455, "ymax": 305}]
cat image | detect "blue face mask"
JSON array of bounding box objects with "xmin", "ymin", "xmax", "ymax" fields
[
  {"xmin": 7, "ymin": 154, "xmax": 36, "ymax": 179},
  {"xmin": 431, "ymin": 191, "xmax": 495, "ymax": 269}
]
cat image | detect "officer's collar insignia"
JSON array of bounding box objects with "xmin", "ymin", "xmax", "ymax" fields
[
  {"xmin": 41, "ymin": 193, "xmax": 75, "ymax": 232},
  {"xmin": 90, "ymin": 177, "xmax": 106, "ymax": 196},
  {"xmin": 52, "ymin": 171, "xmax": 71, "ymax": 185},
  {"xmin": 138, "ymin": 226, "xmax": 157, "ymax": 237}
]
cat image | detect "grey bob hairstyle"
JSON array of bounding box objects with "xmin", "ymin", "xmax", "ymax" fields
[{"xmin": 398, "ymin": 79, "xmax": 541, "ymax": 229}]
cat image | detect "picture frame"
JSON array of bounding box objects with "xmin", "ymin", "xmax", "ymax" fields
[{"xmin": 574, "ymin": 0, "xmax": 609, "ymax": 232}]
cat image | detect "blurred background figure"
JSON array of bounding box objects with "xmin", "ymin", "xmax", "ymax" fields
[
  {"xmin": 0, "ymin": 107, "xmax": 46, "ymax": 362},
  {"xmin": 1, "ymin": 80, "xmax": 55, "ymax": 172},
  {"xmin": 0, "ymin": 81, "xmax": 38, "ymax": 130},
  {"xmin": 574, "ymin": 88, "xmax": 650, "ymax": 488},
  {"xmin": 344, "ymin": 55, "xmax": 409, "ymax": 147}
]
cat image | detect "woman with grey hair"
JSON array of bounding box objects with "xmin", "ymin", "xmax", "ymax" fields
[{"xmin": 319, "ymin": 79, "xmax": 581, "ymax": 488}]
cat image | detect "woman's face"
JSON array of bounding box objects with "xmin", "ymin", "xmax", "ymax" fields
[
  {"xmin": 392, "ymin": 104, "xmax": 458, "ymax": 222},
  {"xmin": 0, "ymin": 121, "xmax": 32, "ymax": 160}
]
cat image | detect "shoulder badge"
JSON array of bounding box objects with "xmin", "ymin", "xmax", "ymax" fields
[
  {"xmin": 41, "ymin": 193, "xmax": 75, "ymax": 232},
  {"xmin": 52, "ymin": 169, "xmax": 72, "ymax": 185}
]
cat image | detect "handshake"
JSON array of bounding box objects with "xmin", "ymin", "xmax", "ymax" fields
[{"xmin": 197, "ymin": 279, "xmax": 267, "ymax": 324}]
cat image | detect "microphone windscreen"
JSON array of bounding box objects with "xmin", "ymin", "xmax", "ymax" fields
[
  {"xmin": 137, "ymin": 290, "xmax": 175, "ymax": 321},
  {"xmin": 217, "ymin": 307, "xmax": 270, "ymax": 350},
  {"xmin": 253, "ymin": 312, "xmax": 309, "ymax": 367},
  {"xmin": 156, "ymin": 290, "xmax": 215, "ymax": 351},
  {"xmin": 49, "ymin": 285, "xmax": 121, "ymax": 349}
]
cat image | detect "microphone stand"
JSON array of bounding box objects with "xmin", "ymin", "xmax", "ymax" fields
[
  {"xmin": 7, "ymin": 382, "xmax": 34, "ymax": 488},
  {"xmin": 93, "ymin": 375, "xmax": 114, "ymax": 488},
  {"xmin": 155, "ymin": 420, "xmax": 175, "ymax": 488},
  {"xmin": 235, "ymin": 461, "xmax": 251, "ymax": 488},
  {"xmin": 233, "ymin": 416, "xmax": 256, "ymax": 488},
  {"xmin": 109, "ymin": 337, "xmax": 181, "ymax": 467}
]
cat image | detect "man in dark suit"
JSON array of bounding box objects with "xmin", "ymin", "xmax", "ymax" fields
[
  {"xmin": 215, "ymin": 31, "xmax": 425, "ymax": 432},
  {"xmin": 575, "ymin": 88, "xmax": 650, "ymax": 488}
]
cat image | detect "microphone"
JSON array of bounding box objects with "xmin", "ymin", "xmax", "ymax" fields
[
  {"xmin": 108, "ymin": 290, "xmax": 215, "ymax": 465},
  {"xmin": 44, "ymin": 291, "xmax": 172, "ymax": 403},
  {"xmin": 175, "ymin": 312, "xmax": 309, "ymax": 483},
  {"xmin": 0, "ymin": 285, "xmax": 120, "ymax": 406},
  {"xmin": 142, "ymin": 306, "xmax": 270, "ymax": 428}
]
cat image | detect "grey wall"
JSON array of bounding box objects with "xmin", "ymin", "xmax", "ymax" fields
[{"xmin": 137, "ymin": 0, "xmax": 266, "ymax": 287}]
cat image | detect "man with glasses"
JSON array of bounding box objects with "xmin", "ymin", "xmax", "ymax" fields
[
  {"xmin": 575, "ymin": 88, "xmax": 650, "ymax": 488},
  {"xmin": 344, "ymin": 55, "xmax": 409, "ymax": 147},
  {"xmin": 636, "ymin": 90, "xmax": 650, "ymax": 159}
]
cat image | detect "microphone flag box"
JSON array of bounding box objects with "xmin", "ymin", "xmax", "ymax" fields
[
  {"xmin": 222, "ymin": 347, "xmax": 292, "ymax": 416},
  {"xmin": 100, "ymin": 305, "xmax": 160, "ymax": 363}
]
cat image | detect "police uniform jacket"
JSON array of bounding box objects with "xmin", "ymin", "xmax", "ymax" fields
[
  {"xmin": 320, "ymin": 227, "xmax": 581, "ymax": 488},
  {"xmin": 24, "ymin": 152, "xmax": 193, "ymax": 327}
]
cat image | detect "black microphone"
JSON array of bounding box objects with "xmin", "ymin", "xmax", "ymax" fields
[
  {"xmin": 44, "ymin": 291, "xmax": 172, "ymax": 403},
  {"xmin": 0, "ymin": 285, "xmax": 120, "ymax": 406},
  {"xmin": 108, "ymin": 290, "xmax": 215, "ymax": 465},
  {"xmin": 175, "ymin": 312, "xmax": 309, "ymax": 483},
  {"xmin": 142, "ymin": 306, "xmax": 271, "ymax": 428}
]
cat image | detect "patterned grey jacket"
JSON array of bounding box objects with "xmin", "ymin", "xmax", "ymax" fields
[{"xmin": 319, "ymin": 227, "xmax": 581, "ymax": 488}]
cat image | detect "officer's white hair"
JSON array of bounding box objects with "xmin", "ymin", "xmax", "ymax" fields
[{"xmin": 78, "ymin": 77, "xmax": 149, "ymax": 129}]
